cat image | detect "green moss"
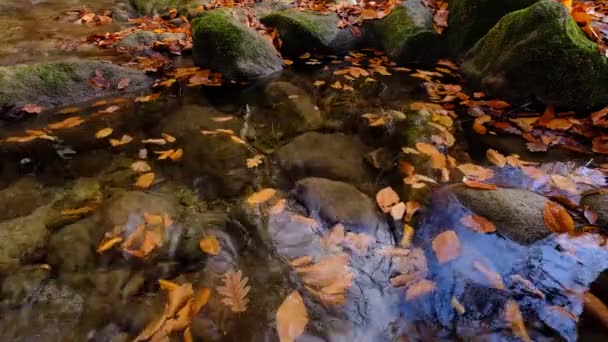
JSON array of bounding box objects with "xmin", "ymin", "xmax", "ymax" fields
[
  {"xmin": 447, "ymin": 0, "xmax": 540, "ymax": 57},
  {"xmin": 462, "ymin": 0, "xmax": 608, "ymax": 108},
  {"xmin": 261, "ymin": 10, "xmax": 337, "ymax": 45},
  {"xmin": 372, "ymin": 1, "xmax": 440, "ymax": 64}
]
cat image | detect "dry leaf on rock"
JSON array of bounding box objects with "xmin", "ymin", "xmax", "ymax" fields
[
  {"xmin": 276, "ymin": 290, "xmax": 309, "ymax": 342},
  {"xmin": 199, "ymin": 236, "xmax": 221, "ymax": 255},
  {"xmin": 247, "ymin": 188, "xmax": 276, "ymax": 205},
  {"xmin": 432, "ymin": 230, "xmax": 461, "ymax": 264},
  {"xmin": 405, "ymin": 279, "xmax": 436, "ymax": 301},
  {"xmin": 543, "ymin": 201, "xmax": 575, "ymax": 234},
  {"xmin": 486, "ymin": 149, "xmax": 506, "ymax": 167},
  {"xmin": 460, "ymin": 215, "xmax": 496, "ymax": 233},
  {"xmin": 457, "ymin": 163, "xmax": 494, "ymax": 180},
  {"xmin": 376, "ymin": 186, "xmax": 400, "ymax": 213},
  {"xmin": 217, "ymin": 270, "xmax": 250, "ymax": 313},
  {"xmin": 295, "ymin": 253, "xmax": 353, "ymax": 306},
  {"xmin": 21, "ymin": 103, "xmax": 43, "ymax": 114},
  {"xmin": 463, "ymin": 178, "xmax": 497, "ymax": 190}
]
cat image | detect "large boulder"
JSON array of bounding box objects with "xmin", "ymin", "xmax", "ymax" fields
[
  {"xmin": 447, "ymin": 0, "xmax": 539, "ymax": 57},
  {"xmin": 449, "ymin": 185, "xmax": 551, "ymax": 245},
  {"xmin": 0, "ymin": 59, "xmax": 152, "ymax": 113},
  {"xmin": 261, "ymin": 9, "xmax": 359, "ymax": 55},
  {"xmin": 0, "ymin": 178, "xmax": 51, "ymax": 221},
  {"xmin": 462, "ymin": 0, "xmax": 608, "ymax": 108},
  {"xmin": 0, "ymin": 207, "xmax": 51, "ymax": 272},
  {"xmin": 192, "ymin": 8, "xmax": 283, "ymax": 80},
  {"xmin": 366, "ymin": 0, "xmax": 441, "ymax": 65}
]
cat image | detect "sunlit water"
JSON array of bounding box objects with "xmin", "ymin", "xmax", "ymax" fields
[{"xmin": 1, "ymin": 1, "xmax": 608, "ymax": 341}]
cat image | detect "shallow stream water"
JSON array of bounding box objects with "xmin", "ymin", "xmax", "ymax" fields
[{"xmin": 1, "ymin": 1, "xmax": 608, "ymax": 341}]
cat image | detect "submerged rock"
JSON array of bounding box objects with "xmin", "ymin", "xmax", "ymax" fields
[
  {"xmin": 367, "ymin": 0, "xmax": 440, "ymax": 65},
  {"xmin": 192, "ymin": 8, "xmax": 283, "ymax": 80},
  {"xmin": 265, "ymin": 81, "xmax": 323, "ymax": 130},
  {"xmin": 447, "ymin": 0, "xmax": 539, "ymax": 57},
  {"xmin": 449, "ymin": 185, "xmax": 551, "ymax": 245},
  {"xmin": 102, "ymin": 190, "xmax": 178, "ymax": 228},
  {"xmin": 0, "ymin": 59, "xmax": 152, "ymax": 112},
  {"xmin": 117, "ymin": 30, "xmax": 187, "ymax": 50},
  {"xmin": 48, "ymin": 217, "xmax": 99, "ymax": 273},
  {"xmin": 160, "ymin": 104, "xmax": 243, "ymax": 139},
  {"xmin": 0, "ymin": 177, "xmax": 50, "ymax": 221},
  {"xmin": 274, "ymin": 132, "xmax": 372, "ymax": 185},
  {"xmin": 261, "ymin": 9, "xmax": 359, "ymax": 55},
  {"xmin": 0, "ymin": 207, "xmax": 50, "ymax": 272},
  {"xmin": 462, "ymin": 0, "xmax": 608, "ymax": 108}
]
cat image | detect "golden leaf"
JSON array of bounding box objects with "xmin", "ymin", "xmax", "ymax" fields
[
  {"xmin": 217, "ymin": 270, "xmax": 251, "ymax": 313},
  {"xmin": 247, "ymin": 154, "xmax": 264, "ymax": 168},
  {"xmin": 95, "ymin": 128, "xmax": 113, "ymax": 139},
  {"xmin": 276, "ymin": 290, "xmax": 309, "ymax": 342},
  {"xmin": 96, "ymin": 236, "xmax": 123, "ymax": 253},
  {"xmin": 432, "ymin": 230, "xmax": 461, "ymax": 264},
  {"xmin": 159, "ymin": 279, "xmax": 180, "ymax": 291},
  {"xmin": 48, "ymin": 116, "xmax": 84, "ymax": 130},
  {"xmin": 405, "ymin": 279, "xmax": 436, "ymax": 301},
  {"xmin": 486, "ymin": 149, "xmax": 506, "ymax": 167},
  {"xmin": 199, "ymin": 236, "xmax": 221, "ymax": 255},
  {"xmin": 109, "ymin": 134, "xmax": 133, "ymax": 147},
  {"xmin": 551, "ymin": 174, "xmax": 578, "ymax": 195},
  {"xmin": 457, "ymin": 163, "xmax": 494, "ymax": 180},
  {"xmin": 504, "ymin": 299, "xmax": 531, "ymax": 342},
  {"xmin": 543, "ymin": 201, "xmax": 575, "ymax": 234},
  {"xmin": 247, "ymin": 188, "xmax": 276, "ymax": 205},
  {"xmin": 135, "ymin": 172, "xmax": 155, "ymax": 189},
  {"xmin": 56, "ymin": 106, "xmax": 80, "ymax": 115},
  {"xmin": 161, "ymin": 133, "xmax": 176, "ymax": 143}
]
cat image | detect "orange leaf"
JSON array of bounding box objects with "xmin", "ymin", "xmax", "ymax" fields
[
  {"xmin": 460, "ymin": 215, "xmax": 497, "ymax": 233},
  {"xmin": 48, "ymin": 116, "xmax": 84, "ymax": 129},
  {"xmin": 542, "ymin": 201, "xmax": 575, "ymax": 234},
  {"xmin": 95, "ymin": 128, "xmax": 113, "ymax": 139},
  {"xmin": 135, "ymin": 172, "xmax": 155, "ymax": 189},
  {"xmin": 432, "ymin": 230, "xmax": 461, "ymax": 264},
  {"xmin": 463, "ymin": 178, "xmax": 497, "ymax": 190},
  {"xmin": 376, "ymin": 187, "xmax": 400, "ymax": 213},
  {"xmin": 276, "ymin": 290, "xmax": 309, "ymax": 342},
  {"xmin": 247, "ymin": 188, "xmax": 276, "ymax": 205},
  {"xmin": 405, "ymin": 279, "xmax": 436, "ymax": 301},
  {"xmin": 199, "ymin": 236, "xmax": 221, "ymax": 255}
]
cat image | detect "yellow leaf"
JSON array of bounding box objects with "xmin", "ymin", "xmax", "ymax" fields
[
  {"xmin": 135, "ymin": 172, "xmax": 155, "ymax": 189},
  {"xmin": 276, "ymin": 290, "xmax": 309, "ymax": 342},
  {"xmin": 247, "ymin": 154, "xmax": 264, "ymax": 168},
  {"xmin": 376, "ymin": 186, "xmax": 400, "ymax": 213},
  {"xmin": 170, "ymin": 148, "xmax": 183, "ymax": 161},
  {"xmin": 199, "ymin": 236, "xmax": 221, "ymax": 255},
  {"xmin": 161, "ymin": 133, "xmax": 176, "ymax": 143},
  {"xmin": 109, "ymin": 134, "xmax": 133, "ymax": 147},
  {"xmin": 56, "ymin": 106, "xmax": 80, "ymax": 115},
  {"xmin": 401, "ymin": 224, "xmax": 415, "ymax": 248},
  {"xmin": 159, "ymin": 279, "xmax": 180, "ymax": 291},
  {"xmin": 247, "ymin": 188, "xmax": 276, "ymax": 205},
  {"xmin": 97, "ymin": 236, "xmax": 123, "ymax": 253},
  {"xmin": 217, "ymin": 270, "xmax": 251, "ymax": 313},
  {"xmin": 95, "ymin": 128, "xmax": 114, "ymax": 139},
  {"xmin": 48, "ymin": 116, "xmax": 84, "ymax": 130}
]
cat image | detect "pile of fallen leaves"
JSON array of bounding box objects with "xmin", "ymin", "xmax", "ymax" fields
[
  {"xmin": 296, "ymin": 0, "xmax": 402, "ymax": 30},
  {"xmin": 563, "ymin": 0, "xmax": 608, "ymax": 56},
  {"xmin": 60, "ymin": 7, "xmax": 113, "ymax": 25}
]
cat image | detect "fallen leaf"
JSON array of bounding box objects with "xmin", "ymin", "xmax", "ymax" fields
[
  {"xmin": 247, "ymin": 154, "xmax": 264, "ymax": 168},
  {"xmin": 131, "ymin": 160, "xmax": 152, "ymax": 173},
  {"xmin": 199, "ymin": 236, "xmax": 221, "ymax": 255},
  {"xmin": 135, "ymin": 172, "xmax": 155, "ymax": 189},
  {"xmin": 551, "ymin": 174, "xmax": 578, "ymax": 194},
  {"xmin": 109, "ymin": 134, "xmax": 133, "ymax": 147},
  {"xmin": 321, "ymin": 224, "xmax": 345, "ymax": 250},
  {"xmin": 276, "ymin": 290, "xmax": 309, "ymax": 342},
  {"xmin": 217, "ymin": 270, "xmax": 250, "ymax": 313},
  {"xmin": 463, "ymin": 178, "xmax": 497, "ymax": 190},
  {"xmin": 117, "ymin": 78, "xmax": 131, "ymax": 90},
  {"xmin": 457, "ymin": 163, "xmax": 494, "ymax": 180},
  {"xmin": 142, "ymin": 138, "xmax": 167, "ymax": 145},
  {"xmin": 405, "ymin": 279, "xmax": 436, "ymax": 301},
  {"xmin": 247, "ymin": 188, "xmax": 276, "ymax": 205},
  {"xmin": 486, "ymin": 149, "xmax": 506, "ymax": 167},
  {"xmin": 376, "ymin": 187, "xmax": 400, "ymax": 213},
  {"xmin": 48, "ymin": 116, "xmax": 84, "ymax": 129},
  {"xmin": 432, "ymin": 230, "xmax": 461, "ymax": 264},
  {"xmin": 56, "ymin": 106, "xmax": 80, "ymax": 114},
  {"xmin": 401, "ymin": 223, "xmax": 415, "ymax": 248},
  {"xmin": 543, "ymin": 201, "xmax": 575, "ymax": 234},
  {"xmin": 473, "ymin": 260, "xmax": 505, "ymax": 290},
  {"xmin": 451, "ymin": 296, "xmax": 466, "ymax": 315},
  {"xmin": 584, "ymin": 206, "xmax": 599, "ymax": 225},
  {"xmin": 96, "ymin": 236, "xmax": 123, "ymax": 253},
  {"xmin": 460, "ymin": 215, "xmax": 497, "ymax": 233},
  {"xmin": 21, "ymin": 103, "xmax": 43, "ymax": 114},
  {"xmin": 95, "ymin": 128, "xmax": 114, "ymax": 139},
  {"xmin": 505, "ymin": 299, "xmax": 532, "ymax": 342}
]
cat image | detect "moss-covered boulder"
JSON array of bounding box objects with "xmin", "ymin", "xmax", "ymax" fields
[
  {"xmin": 447, "ymin": 0, "xmax": 539, "ymax": 57},
  {"xmin": 462, "ymin": 0, "xmax": 608, "ymax": 108},
  {"xmin": 261, "ymin": 9, "xmax": 359, "ymax": 55},
  {"xmin": 0, "ymin": 59, "xmax": 151, "ymax": 112},
  {"xmin": 192, "ymin": 8, "xmax": 283, "ymax": 80},
  {"xmin": 366, "ymin": 0, "xmax": 441, "ymax": 65}
]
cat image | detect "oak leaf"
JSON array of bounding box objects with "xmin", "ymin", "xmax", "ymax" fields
[{"xmin": 217, "ymin": 270, "xmax": 251, "ymax": 313}]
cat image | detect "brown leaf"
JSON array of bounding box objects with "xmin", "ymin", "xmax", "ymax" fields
[
  {"xmin": 48, "ymin": 116, "xmax": 84, "ymax": 129},
  {"xmin": 247, "ymin": 188, "xmax": 276, "ymax": 205},
  {"xmin": 117, "ymin": 78, "xmax": 130, "ymax": 90},
  {"xmin": 463, "ymin": 178, "xmax": 497, "ymax": 190},
  {"xmin": 486, "ymin": 149, "xmax": 506, "ymax": 167},
  {"xmin": 504, "ymin": 299, "xmax": 531, "ymax": 342},
  {"xmin": 457, "ymin": 163, "xmax": 494, "ymax": 180},
  {"xmin": 217, "ymin": 270, "xmax": 251, "ymax": 313},
  {"xmin": 199, "ymin": 236, "xmax": 221, "ymax": 255},
  {"xmin": 21, "ymin": 103, "xmax": 43, "ymax": 114},
  {"xmin": 405, "ymin": 279, "xmax": 436, "ymax": 301},
  {"xmin": 551, "ymin": 174, "xmax": 578, "ymax": 194},
  {"xmin": 460, "ymin": 215, "xmax": 497, "ymax": 233},
  {"xmin": 376, "ymin": 186, "xmax": 400, "ymax": 213},
  {"xmin": 432, "ymin": 230, "xmax": 461, "ymax": 264},
  {"xmin": 131, "ymin": 161, "xmax": 152, "ymax": 173},
  {"xmin": 276, "ymin": 290, "xmax": 309, "ymax": 342},
  {"xmin": 543, "ymin": 201, "xmax": 575, "ymax": 234},
  {"xmin": 135, "ymin": 172, "xmax": 155, "ymax": 189}
]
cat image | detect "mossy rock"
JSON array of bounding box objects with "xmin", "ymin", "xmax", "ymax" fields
[
  {"xmin": 367, "ymin": 0, "xmax": 441, "ymax": 65},
  {"xmin": 260, "ymin": 9, "xmax": 359, "ymax": 55},
  {"xmin": 447, "ymin": 0, "xmax": 539, "ymax": 57},
  {"xmin": 0, "ymin": 59, "xmax": 151, "ymax": 111},
  {"xmin": 131, "ymin": 0, "xmax": 197, "ymax": 15},
  {"xmin": 192, "ymin": 8, "xmax": 283, "ymax": 80},
  {"xmin": 462, "ymin": 0, "xmax": 608, "ymax": 108}
]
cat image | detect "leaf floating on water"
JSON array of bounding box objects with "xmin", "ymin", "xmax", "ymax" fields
[
  {"xmin": 504, "ymin": 299, "xmax": 532, "ymax": 342},
  {"xmin": 135, "ymin": 172, "xmax": 155, "ymax": 189},
  {"xmin": 217, "ymin": 270, "xmax": 251, "ymax": 313},
  {"xmin": 543, "ymin": 201, "xmax": 575, "ymax": 234},
  {"xmin": 56, "ymin": 106, "xmax": 80, "ymax": 115},
  {"xmin": 131, "ymin": 160, "xmax": 151, "ymax": 173},
  {"xmin": 96, "ymin": 236, "xmax": 123, "ymax": 253},
  {"xmin": 405, "ymin": 279, "xmax": 436, "ymax": 301},
  {"xmin": 313, "ymin": 80, "xmax": 325, "ymax": 87},
  {"xmin": 376, "ymin": 186, "xmax": 400, "ymax": 213},
  {"xmin": 199, "ymin": 236, "xmax": 221, "ymax": 255},
  {"xmin": 109, "ymin": 134, "xmax": 133, "ymax": 147},
  {"xmin": 247, "ymin": 154, "xmax": 264, "ymax": 168},
  {"xmin": 460, "ymin": 214, "xmax": 496, "ymax": 233},
  {"xmin": 135, "ymin": 93, "xmax": 161, "ymax": 103},
  {"xmin": 161, "ymin": 133, "xmax": 176, "ymax": 143},
  {"xmin": 142, "ymin": 138, "xmax": 167, "ymax": 145},
  {"xmin": 95, "ymin": 128, "xmax": 113, "ymax": 139},
  {"xmin": 432, "ymin": 230, "xmax": 461, "ymax": 264},
  {"xmin": 486, "ymin": 149, "xmax": 506, "ymax": 167},
  {"xmin": 247, "ymin": 188, "xmax": 276, "ymax": 205},
  {"xmin": 276, "ymin": 290, "xmax": 309, "ymax": 342},
  {"xmin": 48, "ymin": 116, "xmax": 84, "ymax": 130}
]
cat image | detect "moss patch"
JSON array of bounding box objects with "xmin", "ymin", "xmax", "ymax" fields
[{"xmin": 462, "ymin": 0, "xmax": 608, "ymax": 108}]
